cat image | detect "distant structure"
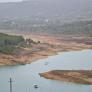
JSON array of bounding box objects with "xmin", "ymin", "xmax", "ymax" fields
[{"xmin": 9, "ymin": 78, "xmax": 13, "ymax": 92}]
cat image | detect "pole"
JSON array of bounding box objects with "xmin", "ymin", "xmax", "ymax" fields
[{"xmin": 9, "ymin": 78, "xmax": 12, "ymax": 92}]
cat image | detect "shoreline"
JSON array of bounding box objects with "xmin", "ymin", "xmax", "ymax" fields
[
  {"xmin": 0, "ymin": 48, "xmax": 92, "ymax": 66},
  {"xmin": 0, "ymin": 31, "xmax": 92, "ymax": 65},
  {"xmin": 39, "ymin": 70, "xmax": 92, "ymax": 85}
]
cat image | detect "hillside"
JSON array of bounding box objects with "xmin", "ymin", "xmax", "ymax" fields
[
  {"xmin": 0, "ymin": 32, "xmax": 92, "ymax": 65},
  {"xmin": 0, "ymin": 0, "xmax": 92, "ymax": 19},
  {"xmin": 0, "ymin": 19, "xmax": 92, "ymax": 36},
  {"xmin": 0, "ymin": 0, "xmax": 92, "ymax": 36}
]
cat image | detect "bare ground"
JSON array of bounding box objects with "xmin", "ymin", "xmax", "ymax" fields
[
  {"xmin": 39, "ymin": 70, "xmax": 92, "ymax": 85},
  {"xmin": 0, "ymin": 30, "xmax": 92, "ymax": 65}
]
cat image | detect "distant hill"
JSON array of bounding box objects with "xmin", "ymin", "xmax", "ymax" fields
[
  {"xmin": 0, "ymin": 0, "xmax": 92, "ymax": 36},
  {"xmin": 0, "ymin": 18, "xmax": 92, "ymax": 36},
  {"xmin": 0, "ymin": 0, "xmax": 92, "ymax": 19}
]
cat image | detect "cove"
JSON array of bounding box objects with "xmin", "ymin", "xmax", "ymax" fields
[{"xmin": 0, "ymin": 50, "xmax": 92, "ymax": 92}]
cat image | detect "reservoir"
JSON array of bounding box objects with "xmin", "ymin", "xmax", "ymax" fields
[{"xmin": 0, "ymin": 50, "xmax": 92, "ymax": 92}]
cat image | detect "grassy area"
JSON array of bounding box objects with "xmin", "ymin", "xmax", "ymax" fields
[
  {"xmin": 0, "ymin": 33, "xmax": 25, "ymax": 54},
  {"xmin": 0, "ymin": 45, "xmax": 16, "ymax": 54},
  {"xmin": 0, "ymin": 33, "xmax": 24, "ymax": 45}
]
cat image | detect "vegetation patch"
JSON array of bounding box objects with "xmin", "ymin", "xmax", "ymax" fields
[{"xmin": 0, "ymin": 33, "xmax": 24, "ymax": 54}]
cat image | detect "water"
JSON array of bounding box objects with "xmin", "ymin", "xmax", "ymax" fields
[{"xmin": 0, "ymin": 50, "xmax": 92, "ymax": 92}]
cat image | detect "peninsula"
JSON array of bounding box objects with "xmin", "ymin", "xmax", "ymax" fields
[{"xmin": 40, "ymin": 70, "xmax": 92, "ymax": 85}]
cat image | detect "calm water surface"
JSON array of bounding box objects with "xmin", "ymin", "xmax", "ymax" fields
[{"xmin": 0, "ymin": 50, "xmax": 92, "ymax": 92}]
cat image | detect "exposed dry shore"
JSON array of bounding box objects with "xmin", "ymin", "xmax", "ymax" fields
[
  {"xmin": 39, "ymin": 70, "xmax": 92, "ymax": 85},
  {"xmin": 0, "ymin": 30, "xmax": 92, "ymax": 65}
]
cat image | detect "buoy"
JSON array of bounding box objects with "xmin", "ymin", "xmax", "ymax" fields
[{"xmin": 44, "ymin": 62, "xmax": 48, "ymax": 65}]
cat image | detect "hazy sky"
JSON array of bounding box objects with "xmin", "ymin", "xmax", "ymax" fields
[{"xmin": 0, "ymin": 0, "xmax": 23, "ymax": 2}]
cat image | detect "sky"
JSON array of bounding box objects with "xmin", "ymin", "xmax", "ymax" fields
[{"xmin": 0, "ymin": 0, "xmax": 23, "ymax": 3}]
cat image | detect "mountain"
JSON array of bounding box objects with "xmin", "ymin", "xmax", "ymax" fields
[
  {"xmin": 0, "ymin": 0, "xmax": 92, "ymax": 36},
  {"xmin": 0, "ymin": 0, "xmax": 92, "ymax": 19}
]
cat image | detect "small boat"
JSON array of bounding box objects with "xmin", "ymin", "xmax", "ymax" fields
[
  {"xmin": 44, "ymin": 62, "xmax": 48, "ymax": 65},
  {"xmin": 34, "ymin": 84, "xmax": 39, "ymax": 88}
]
